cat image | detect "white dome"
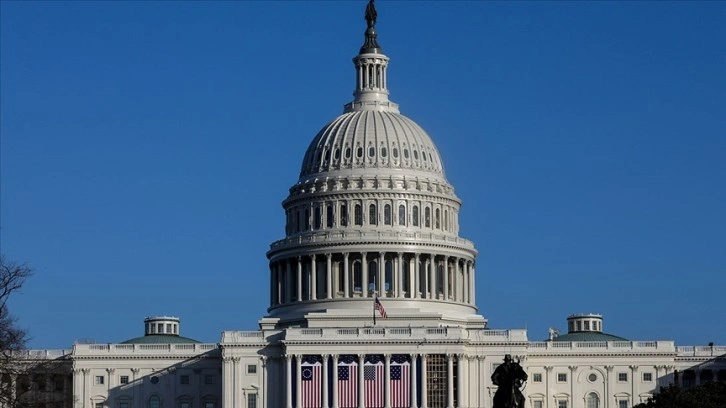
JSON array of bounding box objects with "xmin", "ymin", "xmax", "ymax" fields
[{"xmin": 299, "ymin": 110, "xmax": 446, "ymax": 180}]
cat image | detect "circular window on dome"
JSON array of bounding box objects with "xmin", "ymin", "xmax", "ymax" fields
[
  {"xmin": 588, "ymin": 373, "xmax": 597, "ymax": 382},
  {"xmin": 381, "ymin": 147, "xmax": 387, "ymax": 158},
  {"xmin": 392, "ymin": 147, "xmax": 398, "ymax": 158},
  {"xmin": 368, "ymin": 147, "xmax": 375, "ymax": 157},
  {"xmin": 403, "ymin": 149, "xmax": 409, "ymax": 159}
]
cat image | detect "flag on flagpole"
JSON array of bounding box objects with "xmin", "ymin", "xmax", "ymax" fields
[{"xmin": 374, "ymin": 296, "xmax": 388, "ymax": 319}]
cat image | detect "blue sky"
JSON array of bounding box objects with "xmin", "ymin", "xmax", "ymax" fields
[{"xmin": 1, "ymin": 1, "xmax": 724, "ymax": 348}]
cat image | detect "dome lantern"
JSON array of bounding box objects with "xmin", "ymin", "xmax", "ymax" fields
[{"xmin": 345, "ymin": 0, "xmax": 399, "ymax": 113}]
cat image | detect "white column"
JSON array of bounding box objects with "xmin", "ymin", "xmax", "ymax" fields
[
  {"xmin": 384, "ymin": 354, "xmax": 392, "ymax": 408},
  {"xmin": 286, "ymin": 356, "xmax": 293, "ymax": 408},
  {"xmin": 428, "ymin": 256, "xmax": 435, "ymax": 299},
  {"xmin": 379, "ymin": 252, "xmax": 385, "ymax": 297},
  {"xmin": 410, "ymin": 356, "xmax": 418, "ymax": 408},
  {"xmin": 397, "ymin": 252, "xmax": 404, "ymax": 298},
  {"xmin": 447, "ymin": 355, "xmax": 454, "ymax": 408},
  {"xmin": 297, "ymin": 258, "xmax": 303, "ymax": 301},
  {"xmin": 414, "ymin": 254, "xmax": 421, "ymax": 299},
  {"xmin": 443, "ymin": 256, "xmax": 449, "ymax": 300},
  {"xmin": 261, "ymin": 357, "xmax": 268, "ymax": 408},
  {"xmin": 323, "ymin": 355, "xmax": 330, "ymax": 408},
  {"xmin": 311, "ymin": 254, "xmax": 317, "ymax": 300},
  {"xmin": 286, "ymin": 260, "xmax": 293, "ymax": 303},
  {"xmin": 344, "ymin": 253, "xmax": 350, "ymax": 298},
  {"xmin": 358, "ymin": 355, "xmax": 366, "ymax": 408},
  {"xmin": 457, "ymin": 356, "xmax": 465, "ymax": 408},
  {"xmin": 421, "ymin": 355, "xmax": 428, "ymax": 408},
  {"xmin": 470, "ymin": 262, "xmax": 476, "ymax": 305},
  {"xmin": 296, "ymin": 356, "xmax": 303, "ymax": 408},
  {"xmin": 332, "ymin": 355, "xmax": 340, "ymax": 408},
  {"xmin": 326, "ymin": 253, "xmax": 333, "ymax": 299},
  {"xmin": 362, "ymin": 252, "xmax": 369, "ymax": 297},
  {"xmin": 131, "ymin": 368, "xmax": 140, "ymax": 408},
  {"xmin": 223, "ymin": 357, "xmax": 233, "ymax": 408}
]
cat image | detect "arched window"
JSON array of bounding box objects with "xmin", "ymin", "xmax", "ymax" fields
[
  {"xmin": 354, "ymin": 204, "xmax": 362, "ymax": 226},
  {"xmin": 412, "ymin": 206, "xmax": 419, "ymax": 227},
  {"xmin": 398, "ymin": 205, "xmax": 406, "ymax": 226},
  {"xmin": 435, "ymin": 208, "xmax": 441, "ymax": 229},
  {"xmin": 304, "ymin": 208, "xmax": 311, "ymax": 231},
  {"xmin": 340, "ymin": 203, "xmax": 348, "ymax": 227},
  {"xmin": 353, "ymin": 262, "xmax": 362, "ymax": 292},
  {"xmin": 314, "ymin": 207, "xmax": 322, "ymax": 230},
  {"xmin": 149, "ymin": 396, "xmax": 161, "ymax": 408},
  {"xmin": 384, "ymin": 204, "xmax": 392, "ymax": 225},
  {"xmin": 425, "ymin": 207, "xmax": 431, "ymax": 228},
  {"xmin": 369, "ymin": 204, "xmax": 377, "ymax": 225},
  {"xmin": 586, "ymin": 393, "xmax": 599, "ymax": 408},
  {"xmin": 326, "ymin": 205, "xmax": 334, "ymax": 228},
  {"xmin": 368, "ymin": 261, "xmax": 378, "ymax": 292},
  {"xmin": 298, "ymin": 209, "xmax": 304, "ymax": 232},
  {"xmin": 444, "ymin": 209, "xmax": 448, "ymax": 231}
]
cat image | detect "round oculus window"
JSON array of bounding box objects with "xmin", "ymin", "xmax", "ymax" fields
[
  {"xmin": 588, "ymin": 373, "xmax": 597, "ymax": 382},
  {"xmin": 150, "ymin": 376, "xmax": 159, "ymax": 384}
]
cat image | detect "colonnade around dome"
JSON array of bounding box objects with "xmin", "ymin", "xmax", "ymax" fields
[{"xmin": 268, "ymin": 252, "xmax": 476, "ymax": 310}]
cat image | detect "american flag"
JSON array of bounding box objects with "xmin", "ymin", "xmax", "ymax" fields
[
  {"xmin": 365, "ymin": 355, "xmax": 385, "ymax": 408},
  {"xmin": 390, "ymin": 355, "xmax": 411, "ymax": 408},
  {"xmin": 374, "ymin": 296, "xmax": 388, "ymax": 319},
  {"xmin": 337, "ymin": 355, "xmax": 358, "ymax": 408},
  {"xmin": 301, "ymin": 355, "xmax": 322, "ymax": 408}
]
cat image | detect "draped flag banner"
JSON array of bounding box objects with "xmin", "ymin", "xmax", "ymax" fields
[
  {"xmin": 390, "ymin": 354, "xmax": 411, "ymax": 408},
  {"xmin": 301, "ymin": 355, "xmax": 322, "ymax": 408},
  {"xmin": 364, "ymin": 355, "xmax": 385, "ymax": 408},
  {"xmin": 337, "ymin": 355, "xmax": 358, "ymax": 408}
]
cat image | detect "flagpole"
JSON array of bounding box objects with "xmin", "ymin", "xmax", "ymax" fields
[{"xmin": 373, "ymin": 293, "xmax": 377, "ymax": 326}]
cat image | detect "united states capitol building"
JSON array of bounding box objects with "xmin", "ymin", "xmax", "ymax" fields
[{"xmin": 11, "ymin": 3, "xmax": 725, "ymax": 408}]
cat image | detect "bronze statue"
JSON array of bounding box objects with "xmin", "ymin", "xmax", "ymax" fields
[
  {"xmin": 491, "ymin": 354, "xmax": 528, "ymax": 408},
  {"xmin": 365, "ymin": 0, "xmax": 377, "ymax": 28}
]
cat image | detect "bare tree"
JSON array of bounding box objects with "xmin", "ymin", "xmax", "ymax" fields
[{"xmin": 1, "ymin": 255, "xmax": 32, "ymax": 355}]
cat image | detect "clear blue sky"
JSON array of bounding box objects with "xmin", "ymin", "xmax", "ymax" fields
[{"xmin": 1, "ymin": 1, "xmax": 724, "ymax": 349}]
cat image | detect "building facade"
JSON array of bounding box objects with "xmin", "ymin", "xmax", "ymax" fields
[{"xmin": 7, "ymin": 3, "xmax": 725, "ymax": 408}]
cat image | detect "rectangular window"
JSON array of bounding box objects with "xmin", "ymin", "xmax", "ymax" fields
[
  {"xmin": 180, "ymin": 403, "xmax": 190, "ymax": 408},
  {"xmin": 533, "ymin": 402, "xmax": 543, "ymax": 408},
  {"xmin": 532, "ymin": 373, "xmax": 542, "ymax": 383},
  {"xmin": 248, "ymin": 394, "xmax": 257, "ymax": 408},
  {"xmin": 180, "ymin": 375, "xmax": 190, "ymax": 385},
  {"xmin": 619, "ymin": 401, "xmax": 628, "ymax": 408},
  {"xmin": 558, "ymin": 401, "xmax": 568, "ymax": 408},
  {"xmin": 618, "ymin": 372, "xmax": 628, "ymax": 382},
  {"xmin": 204, "ymin": 375, "xmax": 214, "ymax": 385},
  {"xmin": 95, "ymin": 404, "xmax": 103, "ymax": 408},
  {"xmin": 557, "ymin": 373, "xmax": 567, "ymax": 382},
  {"xmin": 584, "ymin": 321, "xmax": 590, "ymax": 330},
  {"xmin": 95, "ymin": 376, "xmax": 104, "ymax": 385},
  {"xmin": 204, "ymin": 403, "xmax": 215, "ymax": 408},
  {"xmin": 119, "ymin": 376, "xmax": 129, "ymax": 385},
  {"xmin": 247, "ymin": 365, "xmax": 257, "ymax": 374},
  {"xmin": 643, "ymin": 372, "xmax": 653, "ymax": 382},
  {"xmin": 120, "ymin": 403, "xmax": 129, "ymax": 408},
  {"xmin": 54, "ymin": 378, "xmax": 64, "ymax": 391}
]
